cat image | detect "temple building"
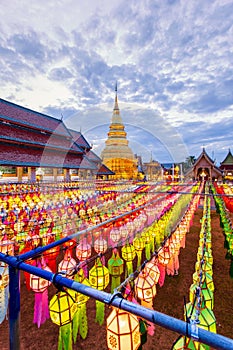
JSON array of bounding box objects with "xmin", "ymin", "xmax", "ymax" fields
[
  {"xmin": 0, "ymin": 98, "xmax": 111, "ymax": 182},
  {"xmin": 219, "ymin": 149, "xmax": 233, "ymax": 180},
  {"xmin": 185, "ymin": 148, "xmax": 222, "ymax": 181},
  {"xmin": 101, "ymin": 86, "xmax": 138, "ymax": 180}
]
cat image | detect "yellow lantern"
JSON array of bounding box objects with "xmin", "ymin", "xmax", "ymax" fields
[
  {"xmin": 121, "ymin": 243, "xmax": 136, "ymax": 278},
  {"xmin": 89, "ymin": 258, "xmax": 110, "ymax": 325},
  {"xmin": 107, "ymin": 308, "xmax": 141, "ymax": 350},
  {"xmin": 133, "ymin": 236, "xmax": 145, "ymax": 268},
  {"xmin": 89, "ymin": 257, "xmax": 109, "ymax": 290},
  {"xmin": 49, "ymin": 289, "xmax": 77, "ymax": 326},
  {"xmin": 49, "ymin": 289, "xmax": 77, "ymax": 349}
]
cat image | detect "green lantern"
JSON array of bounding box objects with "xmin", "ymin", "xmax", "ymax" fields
[
  {"xmin": 192, "ymin": 272, "xmax": 214, "ymax": 293},
  {"xmin": 72, "ymin": 269, "xmax": 90, "ymax": 343},
  {"xmin": 108, "ymin": 249, "xmax": 124, "ymax": 293},
  {"xmin": 185, "ymin": 301, "xmax": 216, "ymax": 344},
  {"xmin": 189, "ymin": 283, "xmax": 214, "ymax": 310}
]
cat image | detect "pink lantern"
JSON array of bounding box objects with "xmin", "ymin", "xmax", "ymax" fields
[{"xmin": 76, "ymin": 238, "xmax": 92, "ymax": 261}]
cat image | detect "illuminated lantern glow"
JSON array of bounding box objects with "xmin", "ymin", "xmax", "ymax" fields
[
  {"xmin": 144, "ymin": 258, "xmax": 160, "ymax": 284},
  {"xmin": 110, "ymin": 226, "xmax": 121, "ymax": 245},
  {"xmin": 58, "ymin": 249, "xmax": 77, "ymax": 278},
  {"xmin": 30, "ymin": 259, "xmax": 52, "ymax": 328},
  {"xmin": 0, "ymin": 236, "xmax": 14, "ymax": 255},
  {"xmin": 89, "ymin": 257, "xmax": 109, "ymax": 290},
  {"xmin": 107, "ymin": 308, "xmax": 141, "ymax": 350},
  {"xmin": 134, "ymin": 271, "xmax": 156, "ymax": 309},
  {"xmin": 141, "ymin": 230, "xmax": 152, "ymax": 260},
  {"xmin": 49, "ymin": 289, "xmax": 78, "ymax": 326},
  {"xmin": 108, "ymin": 248, "xmax": 124, "ymax": 293},
  {"xmin": 76, "ymin": 238, "xmax": 91, "ymax": 261},
  {"xmin": 120, "ymin": 225, "xmax": 128, "ymax": 242},
  {"xmin": 157, "ymin": 246, "xmax": 171, "ymax": 287},
  {"xmin": 89, "ymin": 257, "xmax": 110, "ymax": 325},
  {"xmin": 133, "ymin": 236, "xmax": 145, "ymax": 268},
  {"xmin": 49, "ymin": 289, "xmax": 77, "ymax": 350},
  {"xmin": 121, "ymin": 243, "xmax": 136, "ymax": 278},
  {"xmin": 94, "ymin": 236, "xmax": 108, "ymax": 265},
  {"xmin": 158, "ymin": 246, "xmax": 171, "ymax": 266}
]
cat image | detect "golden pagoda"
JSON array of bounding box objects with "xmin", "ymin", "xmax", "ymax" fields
[{"xmin": 101, "ymin": 84, "xmax": 138, "ymax": 180}]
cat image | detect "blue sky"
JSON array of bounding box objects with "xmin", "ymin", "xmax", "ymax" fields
[{"xmin": 1, "ymin": 0, "xmax": 233, "ymax": 164}]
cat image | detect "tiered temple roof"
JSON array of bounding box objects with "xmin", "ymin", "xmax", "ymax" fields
[
  {"xmin": 0, "ymin": 98, "xmax": 84, "ymax": 169},
  {"xmin": 220, "ymin": 149, "xmax": 233, "ymax": 171}
]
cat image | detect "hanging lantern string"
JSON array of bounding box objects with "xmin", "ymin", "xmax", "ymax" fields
[
  {"xmin": 115, "ymin": 188, "xmax": 201, "ymax": 294},
  {"xmin": 67, "ymin": 252, "xmax": 108, "ymax": 277},
  {"xmin": 187, "ymin": 184, "xmax": 212, "ymax": 328}
]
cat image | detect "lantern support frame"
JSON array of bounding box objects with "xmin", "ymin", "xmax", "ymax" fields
[{"xmin": 1, "ymin": 252, "xmax": 233, "ymax": 350}]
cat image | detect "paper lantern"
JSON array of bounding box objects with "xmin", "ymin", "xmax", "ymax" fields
[
  {"xmin": 172, "ymin": 335, "xmax": 206, "ymax": 349},
  {"xmin": 110, "ymin": 226, "xmax": 121, "ymax": 244},
  {"xmin": 0, "ymin": 237, "xmax": 14, "ymax": 255},
  {"xmin": 30, "ymin": 259, "xmax": 52, "ymax": 328},
  {"xmin": 50, "ymin": 289, "xmax": 77, "ymax": 326},
  {"xmin": 144, "ymin": 259, "xmax": 160, "ymax": 284},
  {"xmin": 0, "ymin": 262, "xmax": 9, "ymax": 288},
  {"xmin": 133, "ymin": 236, "xmax": 145, "ymax": 268},
  {"xmin": 94, "ymin": 237, "xmax": 108, "ymax": 255},
  {"xmin": 58, "ymin": 249, "xmax": 77, "ymax": 277},
  {"xmin": 141, "ymin": 231, "xmax": 152, "ymax": 260},
  {"xmin": 76, "ymin": 238, "xmax": 91, "ymax": 261},
  {"xmin": 121, "ymin": 243, "xmax": 136, "ymax": 278},
  {"xmin": 0, "ymin": 262, "xmax": 9, "ymax": 324},
  {"xmin": 30, "ymin": 265, "xmax": 52, "ymax": 293},
  {"xmin": 158, "ymin": 246, "xmax": 171, "ymax": 266},
  {"xmin": 120, "ymin": 225, "xmax": 128, "ymax": 242},
  {"xmin": 108, "ymin": 249, "xmax": 124, "ymax": 293},
  {"xmin": 192, "ymin": 272, "xmax": 214, "ymax": 292},
  {"xmin": 134, "ymin": 271, "xmax": 156, "ymax": 308},
  {"xmin": 89, "ymin": 258, "xmax": 110, "ymax": 325},
  {"xmin": 189, "ymin": 283, "xmax": 214, "ymax": 310},
  {"xmin": 89, "ymin": 257, "xmax": 109, "ymax": 290},
  {"xmin": 185, "ymin": 302, "xmax": 216, "ymax": 334},
  {"xmin": 107, "ymin": 308, "xmax": 141, "ymax": 350}
]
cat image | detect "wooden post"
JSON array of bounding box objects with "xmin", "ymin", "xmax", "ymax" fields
[{"xmin": 16, "ymin": 167, "xmax": 23, "ymax": 182}]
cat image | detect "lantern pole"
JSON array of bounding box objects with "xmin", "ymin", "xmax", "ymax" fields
[
  {"xmin": 9, "ymin": 265, "xmax": 20, "ymax": 350},
  {"xmin": 1, "ymin": 253, "xmax": 233, "ymax": 350}
]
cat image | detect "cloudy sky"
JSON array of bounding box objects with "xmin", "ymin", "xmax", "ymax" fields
[{"xmin": 1, "ymin": 0, "xmax": 233, "ymax": 164}]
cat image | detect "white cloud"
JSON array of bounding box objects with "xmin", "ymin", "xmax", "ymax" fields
[{"xmin": 1, "ymin": 0, "xmax": 233, "ymax": 163}]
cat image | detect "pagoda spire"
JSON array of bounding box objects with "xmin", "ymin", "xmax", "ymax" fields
[{"xmin": 114, "ymin": 81, "xmax": 119, "ymax": 111}]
